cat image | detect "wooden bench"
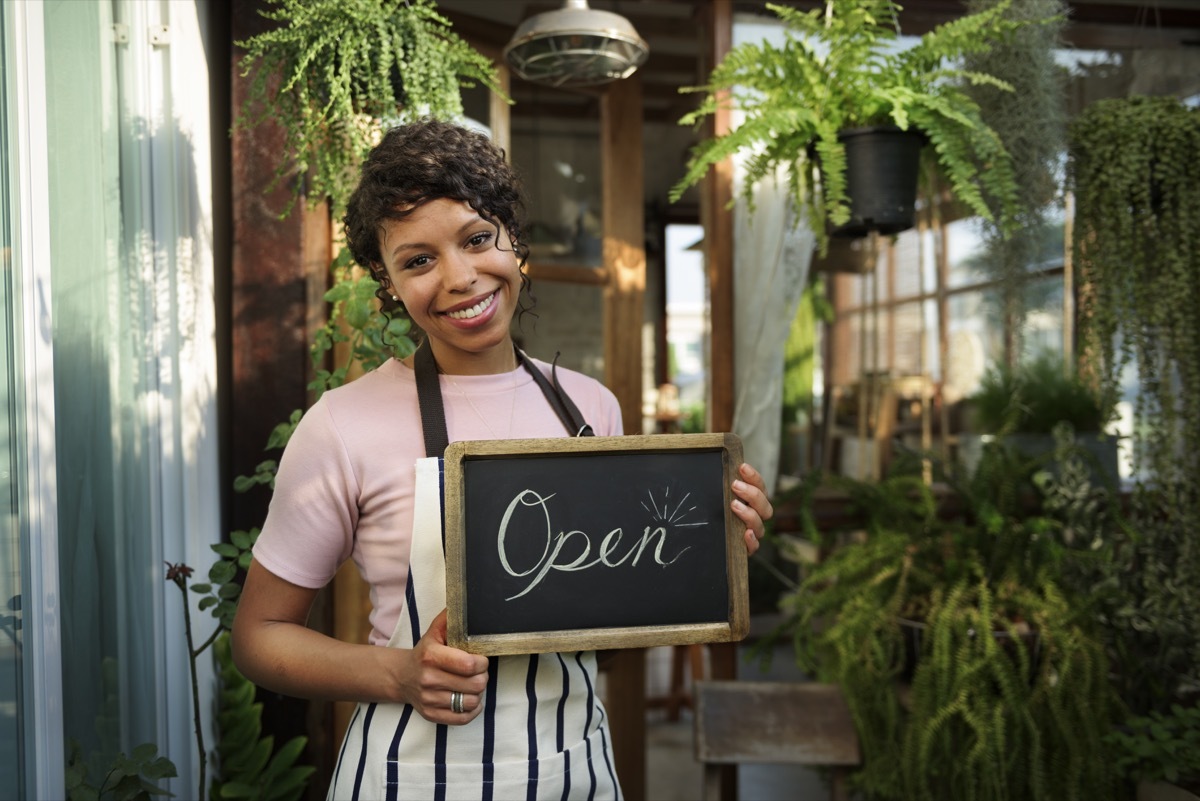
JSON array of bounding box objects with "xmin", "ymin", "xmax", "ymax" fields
[{"xmin": 693, "ymin": 680, "xmax": 862, "ymax": 801}]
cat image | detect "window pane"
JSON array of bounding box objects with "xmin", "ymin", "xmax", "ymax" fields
[
  {"xmin": 892, "ymin": 301, "xmax": 925, "ymax": 376},
  {"xmin": 1020, "ymin": 274, "xmax": 1065, "ymax": 360},
  {"xmin": 512, "ymin": 114, "xmax": 603, "ymax": 268},
  {"xmin": 944, "ymin": 289, "xmax": 1004, "ymax": 403},
  {"xmin": 945, "ymin": 217, "xmax": 989, "ymax": 291}
]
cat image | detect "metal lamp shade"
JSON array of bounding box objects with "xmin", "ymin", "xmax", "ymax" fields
[{"xmin": 504, "ymin": 0, "xmax": 649, "ymax": 89}]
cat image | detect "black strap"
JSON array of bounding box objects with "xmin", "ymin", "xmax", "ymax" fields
[
  {"xmin": 413, "ymin": 344, "xmax": 594, "ymax": 458},
  {"xmin": 516, "ymin": 349, "xmax": 595, "ymax": 438},
  {"xmin": 414, "ymin": 342, "xmax": 450, "ymax": 459}
]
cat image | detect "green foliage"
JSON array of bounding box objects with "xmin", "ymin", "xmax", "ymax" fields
[
  {"xmin": 781, "ymin": 277, "xmax": 831, "ymax": 426},
  {"xmin": 210, "ymin": 635, "xmax": 316, "ymax": 801},
  {"xmin": 66, "ymin": 740, "xmax": 177, "ymax": 801},
  {"xmin": 679, "ymin": 403, "xmax": 707, "ymax": 435},
  {"xmin": 962, "ymin": 0, "xmax": 1067, "ymax": 362},
  {"xmin": 236, "ymin": 0, "xmax": 504, "ymax": 216},
  {"xmin": 1068, "ymin": 96, "xmax": 1200, "ymax": 487},
  {"xmin": 190, "ymin": 528, "xmax": 259, "ymax": 632},
  {"xmin": 770, "ymin": 442, "xmax": 1121, "ymax": 800},
  {"xmin": 970, "ymin": 350, "xmax": 1112, "ymax": 434},
  {"xmin": 1106, "ymin": 703, "xmax": 1200, "ymax": 788},
  {"xmin": 671, "ymin": 0, "xmax": 1050, "ymax": 253},
  {"xmin": 308, "ymin": 245, "xmax": 415, "ymax": 401},
  {"xmin": 1068, "ymin": 94, "xmax": 1200, "ymax": 715}
]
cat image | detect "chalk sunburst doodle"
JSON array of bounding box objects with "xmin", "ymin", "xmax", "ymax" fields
[{"xmin": 641, "ymin": 486, "xmax": 709, "ymax": 528}]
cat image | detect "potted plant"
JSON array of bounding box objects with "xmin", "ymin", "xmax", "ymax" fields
[
  {"xmin": 1106, "ymin": 703, "xmax": 1200, "ymax": 801},
  {"xmin": 767, "ymin": 443, "xmax": 1121, "ymax": 800},
  {"xmin": 669, "ymin": 0, "xmax": 1052, "ymax": 252},
  {"xmin": 1068, "ymin": 94, "xmax": 1200, "ymax": 719},
  {"xmin": 960, "ymin": 350, "xmax": 1119, "ymax": 484}
]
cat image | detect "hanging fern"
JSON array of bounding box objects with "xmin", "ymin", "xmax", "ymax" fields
[
  {"xmin": 236, "ymin": 0, "xmax": 504, "ymax": 216},
  {"xmin": 670, "ymin": 0, "xmax": 1051, "ymax": 253}
]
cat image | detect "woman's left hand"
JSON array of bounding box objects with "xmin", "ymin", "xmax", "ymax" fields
[{"xmin": 731, "ymin": 463, "xmax": 773, "ymax": 556}]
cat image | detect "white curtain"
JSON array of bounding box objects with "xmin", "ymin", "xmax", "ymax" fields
[{"xmin": 730, "ymin": 171, "xmax": 814, "ymax": 497}]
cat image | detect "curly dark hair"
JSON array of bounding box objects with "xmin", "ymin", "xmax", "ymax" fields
[{"xmin": 343, "ymin": 118, "xmax": 532, "ymax": 313}]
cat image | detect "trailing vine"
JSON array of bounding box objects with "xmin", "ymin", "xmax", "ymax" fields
[{"xmin": 1067, "ymin": 95, "xmax": 1200, "ymax": 712}]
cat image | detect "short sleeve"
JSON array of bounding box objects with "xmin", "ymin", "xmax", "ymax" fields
[{"xmin": 251, "ymin": 399, "xmax": 360, "ymax": 589}]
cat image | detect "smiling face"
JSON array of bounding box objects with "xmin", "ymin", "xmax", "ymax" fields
[{"xmin": 378, "ymin": 197, "xmax": 521, "ymax": 375}]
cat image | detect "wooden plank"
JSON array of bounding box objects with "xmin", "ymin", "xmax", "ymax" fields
[{"xmin": 694, "ymin": 681, "xmax": 862, "ymax": 766}]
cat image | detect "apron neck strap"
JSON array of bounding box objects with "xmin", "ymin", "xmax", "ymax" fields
[
  {"xmin": 516, "ymin": 349, "xmax": 595, "ymax": 439},
  {"xmin": 414, "ymin": 342, "xmax": 450, "ymax": 459},
  {"xmin": 413, "ymin": 343, "xmax": 595, "ymax": 459}
]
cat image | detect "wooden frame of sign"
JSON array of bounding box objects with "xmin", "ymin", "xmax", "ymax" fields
[{"xmin": 444, "ymin": 433, "xmax": 750, "ymax": 656}]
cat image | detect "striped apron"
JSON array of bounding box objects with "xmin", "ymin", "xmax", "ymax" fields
[{"xmin": 327, "ymin": 347, "xmax": 622, "ymax": 800}]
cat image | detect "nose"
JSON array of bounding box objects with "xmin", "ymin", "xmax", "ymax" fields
[{"xmin": 441, "ymin": 250, "xmax": 478, "ymax": 292}]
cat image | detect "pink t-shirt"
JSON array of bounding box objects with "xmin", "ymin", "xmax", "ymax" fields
[{"xmin": 252, "ymin": 356, "xmax": 624, "ymax": 645}]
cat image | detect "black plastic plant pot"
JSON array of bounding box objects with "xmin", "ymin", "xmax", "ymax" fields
[{"xmin": 832, "ymin": 126, "xmax": 925, "ymax": 239}]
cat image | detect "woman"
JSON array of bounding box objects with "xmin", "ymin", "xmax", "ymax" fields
[{"xmin": 231, "ymin": 118, "xmax": 774, "ymax": 800}]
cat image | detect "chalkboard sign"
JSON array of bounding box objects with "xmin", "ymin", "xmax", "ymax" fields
[{"xmin": 444, "ymin": 433, "xmax": 749, "ymax": 655}]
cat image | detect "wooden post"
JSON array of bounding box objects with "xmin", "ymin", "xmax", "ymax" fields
[
  {"xmin": 601, "ymin": 73, "xmax": 647, "ymax": 800},
  {"xmin": 701, "ymin": 1, "xmax": 739, "ymax": 798},
  {"xmin": 602, "ymin": 75, "xmax": 646, "ymax": 434}
]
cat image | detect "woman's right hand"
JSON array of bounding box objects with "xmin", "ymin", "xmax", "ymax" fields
[
  {"xmin": 402, "ymin": 608, "xmax": 490, "ymax": 725},
  {"xmin": 232, "ymin": 560, "xmax": 489, "ymax": 720}
]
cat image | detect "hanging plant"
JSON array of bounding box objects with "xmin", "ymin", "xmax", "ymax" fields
[
  {"xmin": 236, "ymin": 0, "xmax": 504, "ymax": 216},
  {"xmin": 669, "ymin": 0, "xmax": 1054, "ymax": 252},
  {"xmin": 963, "ymin": 0, "xmax": 1067, "ymax": 365},
  {"xmin": 1067, "ymin": 94, "xmax": 1200, "ymax": 713}
]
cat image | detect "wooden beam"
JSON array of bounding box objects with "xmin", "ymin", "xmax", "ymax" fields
[
  {"xmin": 701, "ymin": 2, "xmax": 740, "ymax": 798},
  {"xmin": 601, "ymin": 72, "xmax": 648, "ymax": 801},
  {"xmin": 704, "ymin": 0, "xmax": 735, "ymax": 436},
  {"xmin": 602, "ymin": 76, "xmax": 646, "ymax": 435},
  {"xmin": 525, "ymin": 262, "xmax": 609, "ymax": 285}
]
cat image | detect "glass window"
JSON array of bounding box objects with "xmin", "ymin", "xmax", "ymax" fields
[{"xmin": 512, "ymin": 111, "xmax": 603, "ymax": 269}]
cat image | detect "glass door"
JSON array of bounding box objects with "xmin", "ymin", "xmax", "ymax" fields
[{"xmin": 1, "ymin": 1, "xmax": 66, "ymax": 798}]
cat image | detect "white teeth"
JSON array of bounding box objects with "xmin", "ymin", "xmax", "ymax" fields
[{"xmin": 447, "ymin": 292, "xmax": 495, "ymax": 320}]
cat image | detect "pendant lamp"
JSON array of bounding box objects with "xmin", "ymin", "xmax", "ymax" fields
[{"xmin": 503, "ymin": 0, "xmax": 649, "ymax": 89}]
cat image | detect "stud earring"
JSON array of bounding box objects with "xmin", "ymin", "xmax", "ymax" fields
[{"xmin": 391, "ymin": 294, "xmax": 399, "ymax": 302}]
